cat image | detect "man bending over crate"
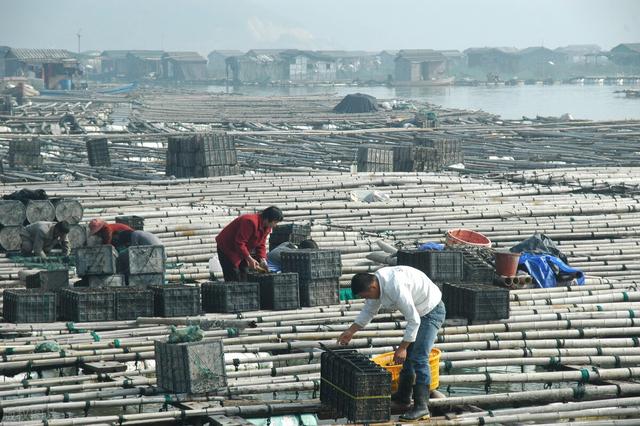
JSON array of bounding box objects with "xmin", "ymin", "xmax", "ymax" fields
[
  {"xmin": 20, "ymin": 221, "xmax": 71, "ymax": 258},
  {"xmin": 338, "ymin": 265, "xmax": 445, "ymax": 422},
  {"xmin": 215, "ymin": 206, "xmax": 283, "ymax": 281}
]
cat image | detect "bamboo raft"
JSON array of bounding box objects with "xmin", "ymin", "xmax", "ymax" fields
[{"xmin": 0, "ymin": 169, "xmax": 637, "ymax": 423}]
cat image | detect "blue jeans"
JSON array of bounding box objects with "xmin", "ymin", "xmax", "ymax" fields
[{"xmin": 400, "ymin": 301, "xmax": 446, "ymax": 386}]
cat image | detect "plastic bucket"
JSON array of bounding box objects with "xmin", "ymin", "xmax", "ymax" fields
[
  {"xmin": 372, "ymin": 347, "xmax": 441, "ymax": 391},
  {"xmin": 495, "ymin": 251, "xmax": 521, "ymax": 276},
  {"xmin": 445, "ymin": 228, "xmax": 492, "ymax": 248}
]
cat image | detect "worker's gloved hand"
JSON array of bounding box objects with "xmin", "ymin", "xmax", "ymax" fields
[
  {"xmin": 337, "ymin": 330, "xmax": 354, "ymax": 346},
  {"xmin": 259, "ymin": 258, "xmax": 268, "ymax": 272},
  {"xmin": 393, "ymin": 346, "xmax": 407, "ymax": 365},
  {"xmin": 246, "ymin": 257, "xmax": 260, "ymax": 270}
]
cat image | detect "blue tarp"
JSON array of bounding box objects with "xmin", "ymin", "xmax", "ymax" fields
[
  {"xmin": 418, "ymin": 242, "xmax": 445, "ymax": 251},
  {"xmin": 519, "ymin": 253, "xmax": 585, "ymax": 288}
]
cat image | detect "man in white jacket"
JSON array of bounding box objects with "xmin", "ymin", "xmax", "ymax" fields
[{"xmin": 338, "ymin": 265, "xmax": 445, "ymax": 421}]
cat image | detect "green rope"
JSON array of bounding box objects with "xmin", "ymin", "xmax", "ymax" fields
[
  {"xmin": 66, "ymin": 322, "xmax": 85, "ymax": 334},
  {"xmin": 191, "ymin": 350, "xmax": 217, "ymax": 381},
  {"xmin": 9, "ymin": 255, "xmax": 74, "ymax": 269},
  {"xmin": 548, "ymin": 356, "xmax": 561, "ymax": 368},
  {"xmin": 444, "ymin": 360, "xmax": 453, "ymax": 373},
  {"xmin": 34, "ymin": 342, "xmax": 61, "ymax": 353},
  {"xmin": 227, "ymin": 328, "xmax": 238, "ymax": 338},
  {"xmin": 573, "ymin": 384, "xmax": 586, "ymax": 400},
  {"xmin": 113, "ymin": 339, "xmax": 121, "ymax": 348},
  {"xmin": 90, "ymin": 331, "xmax": 100, "ymax": 342},
  {"xmin": 5, "ymin": 348, "xmax": 14, "ymax": 355},
  {"xmin": 579, "ymin": 368, "xmax": 590, "ymax": 383}
]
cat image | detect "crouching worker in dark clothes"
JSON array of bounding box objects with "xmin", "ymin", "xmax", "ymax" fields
[
  {"xmin": 112, "ymin": 230, "xmax": 166, "ymax": 281},
  {"xmin": 337, "ymin": 266, "xmax": 445, "ymax": 421},
  {"xmin": 215, "ymin": 206, "xmax": 283, "ymax": 281},
  {"xmin": 20, "ymin": 221, "xmax": 71, "ymax": 258},
  {"xmin": 267, "ymin": 238, "xmax": 318, "ymax": 272}
]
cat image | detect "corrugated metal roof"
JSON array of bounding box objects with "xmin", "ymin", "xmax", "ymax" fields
[
  {"xmin": 318, "ymin": 50, "xmax": 377, "ymax": 59},
  {"xmin": 208, "ymin": 50, "xmax": 244, "ymax": 57},
  {"xmin": 8, "ymin": 48, "xmax": 74, "ymax": 62},
  {"xmin": 163, "ymin": 51, "xmax": 206, "ymax": 62},
  {"xmin": 464, "ymin": 47, "xmax": 519, "ymax": 54},
  {"xmin": 396, "ymin": 49, "xmax": 446, "ymax": 62},
  {"xmin": 616, "ymin": 43, "xmax": 640, "ymax": 53},
  {"xmin": 126, "ymin": 51, "xmax": 165, "ymax": 60},
  {"xmin": 101, "ymin": 50, "xmax": 132, "ymax": 59}
]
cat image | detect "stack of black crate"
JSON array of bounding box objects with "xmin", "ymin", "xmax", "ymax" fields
[
  {"xmin": 24, "ymin": 268, "xmax": 70, "ymax": 318},
  {"xmin": 320, "ymin": 349, "xmax": 391, "ymax": 423},
  {"xmin": 396, "ymin": 249, "xmax": 464, "ymax": 286},
  {"xmin": 356, "ymin": 146, "xmax": 394, "ymax": 172},
  {"xmin": 248, "ymin": 272, "xmax": 300, "ymax": 310},
  {"xmin": 126, "ymin": 245, "xmax": 165, "ymax": 287},
  {"xmin": 201, "ymin": 281, "xmax": 260, "ymax": 313},
  {"xmin": 59, "ymin": 287, "xmax": 116, "ymax": 322},
  {"xmin": 269, "ymin": 224, "xmax": 311, "ymax": 251},
  {"xmin": 86, "ymin": 138, "xmax": 111, "ymax": 167},
  {"xmin": 442, "ymin": 282, "xmax": 509, "ymax": 322},
  {"xmin": 412, "ymin": 136, "xmax": 464, "ymax": 171},
  {"xmin": 4, "ymin": 289, "xmax": 57, "ymax": 323},
  {"xmin": 152, "ymin": 284, "xmax": 201, "ymax": 317},
  {"xmin": 9, "ymin": 139, "xmax": 42, "ymax": 168},
  {"xmin": 281, "ymin": 249, "xmax": 341, "ymax": 307},
  {"xmin": 75, "ymin": 245, "xmax": 123, "ymax": 288},
  {"xmin": 166, "ymin": 133, "xmax": 239, "ymax": 178}
]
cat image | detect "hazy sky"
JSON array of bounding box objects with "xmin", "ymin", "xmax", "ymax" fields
[{"xmin": 2, "ymin": 0, "xmax": 639, "ymax": 55}]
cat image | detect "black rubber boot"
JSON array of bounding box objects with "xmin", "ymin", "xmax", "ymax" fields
[
  {"xmin": 399, "ymin": 383, "xmax": 430, "ymax": 421},
  {"xmin": 391, "ymin": 372, "xmax": 415, "ymax": 407}
]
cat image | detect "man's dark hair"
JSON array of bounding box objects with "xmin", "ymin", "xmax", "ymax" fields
[
  {"xmin": 54, "ymin": 221, "xmax": 70, "ymax": 235},
  {"xmin": 261, "ymin": 206, "xmax": 283, "ymax": 222},
  {"xmin": 298, "ymin": 239, "xmax": 318, "ymax": 249},
  {"xmin": 351, "ymin": 273, "xmax": 376, "ymax": 295}
]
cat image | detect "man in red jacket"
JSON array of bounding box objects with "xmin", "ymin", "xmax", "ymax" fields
[
  {"xmin": 216, "ymin": 206, "xmax": 283, "ymax": 282},
  {"xmin": 88, "ymin": 218, "xmax": 134, "ymax": 245}
]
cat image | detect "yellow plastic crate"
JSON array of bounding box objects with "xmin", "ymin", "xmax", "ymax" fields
[{"xmin": 372, "ymin": 348, "xmax": 440, "ymax": 392}]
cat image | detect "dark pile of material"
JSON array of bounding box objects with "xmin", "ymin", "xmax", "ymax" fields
[{"xmin": 333, "ymin": 93, "xmax": 379, "ymax": 113}]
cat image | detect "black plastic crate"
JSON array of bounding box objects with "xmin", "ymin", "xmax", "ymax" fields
[
  {"xmin": 320, "ymin": 349, "xmax": 391, "ymax": 423},
  {"xmin": 269, "ymin": 224, "xmax": 312, "ymax": 250},
  {"xmin": 202, "ymin": 281, "xmax": 260, "ymax": 313},
  {"xmin": 60, "ymin": 288, "xmax": 115, "ymax": 322},
  {"xmin": 281, "ymin": 249, "xmax": 341, "ymax": 282},
  {"xmin": 24, "ymin": 268, "xmax": 69, "ymax": 291},
  {"xmin": 128, "ymin": 273, "xmax": 164, "ymax": 287},
  {"xmin": 443, "ymin": 282, "xmax": 509, "ymax": 321},
  {"xmin": 3, "ymin": 289, "xmax": 56, "ymax": 323},
  {"xmin": 397, "ymin": 250, "xmax": 463, "ymax": 283},
  {"xmin": 155, "ymin": 339, "xmax": 227, "ymax": 394},
  {"xmin": 114, "ymin": 288, "xmax": 154, "ymax": 320},
  {"xmin": 300, "ymin": 278, "xmax": 339, "ymax": 307},
  {"xmin": 462, "ymin": 251, "xmax": 495, "ymax": 283},
  {"xmin": 86, "ymin": 138, "xmax": 111, "ymax": 167},
  {"xmin": 247, "ymin": 272, "xmax": 300, "ymax": 310},
  {"xmin": 152, "ymin": 285, "xmax": 200, "ymax": 317},
  {"xmin": 115, "ymin": 215, "xmax": 144, "ymax": 231},
  {"xmin": 76, "ymin": 245, "xmax": 118, "ymax": 276}
]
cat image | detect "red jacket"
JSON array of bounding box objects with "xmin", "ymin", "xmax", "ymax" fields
[
  {"xmin": 100, "ymin": 223, "xmax": 134, "ymax": 245},
  {"xmin": 216, "ymin": 213, "xmax": 270, "ymax": 267}
]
